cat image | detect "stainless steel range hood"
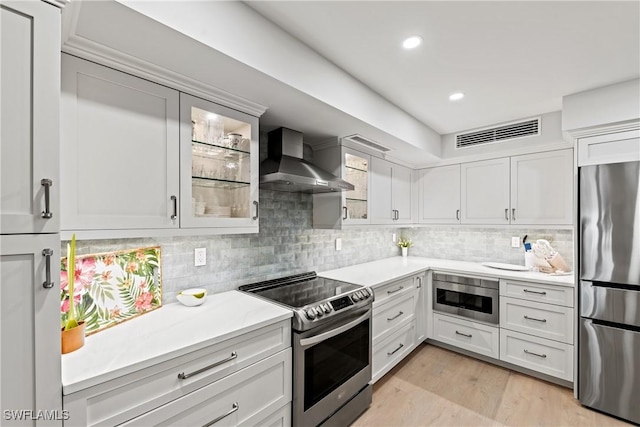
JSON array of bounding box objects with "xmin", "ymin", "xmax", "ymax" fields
[{"xmin": 260, "ymin": 128, "xmax": 354, "ymax": 193}]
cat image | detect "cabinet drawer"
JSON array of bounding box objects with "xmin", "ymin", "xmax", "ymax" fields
[
  {"xmin": 500, "ymin": 329, "xmax": 573, "ymax": 381},
  {"xmin": 373, "ymin": 277, "xmax": 416, "ymax": 306},
  {"xmin": 500, "ymin": 297, "xmax": 574, "ymax": 344},
  {"xmin": 373, "ymin": 290, "xmax": 417, "ymax": 342},
  {"xmin": 432, "ymin": 313, "xmax": 499, "ymax": 359},
  {"xmin": 372, "ymin": 320, "xmax": 416, "ymax": 383},
  {"xmin": 63, "ymin": 321, "xmax": 290, "ymax": 426},
  {"xmin": 251, "ymin": 402, "xmax": 291, "ymax": 427},
  {"xmin": 121, "ymin": 349, "xmax": 292, "ymax": 426},
  {"xmin": 500, "ymin": 279, "xmax": 574, "ymax": 307}
]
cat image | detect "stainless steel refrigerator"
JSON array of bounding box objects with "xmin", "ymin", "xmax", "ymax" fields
[{"xmin": 579, "ymin": 160, "xmax": 640, "ymax": 424}]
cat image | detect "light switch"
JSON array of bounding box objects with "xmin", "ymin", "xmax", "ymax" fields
[{"xmin": 511, "ymin": 237, "xmax": 520, "ymax": 248}]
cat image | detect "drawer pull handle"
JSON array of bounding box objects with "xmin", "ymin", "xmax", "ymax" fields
[
  {"xmin": 524, "ymin": 349, "xmax": 547, "ymax": 359},
  {"xmin": 178, "ymin": 352, "xmax": 237, "ymax": 380},
  {"xmin": 387, "ymin": 343, "xmax": 404, "ymax": 356},
  {"xmin": 524, "ymin": 315, "xmax": 547, "ymax": 323},
  {"xmin": 203, "ymin": 402, "xmax": 239, "ymax": 427},
  {"xmin": 523, "ymin": 289, "xmax": 547, "ymax": 296},
  {"xmin": 416, "ymin": 276, "xmax": 422, "ymax": 288},
  {"xmin": 387, "ymin": 286, "xmax": 404, "ymax": 295},
  {"xmin": 387, "ymin": 311, "xmax": 404, "ymax": 321},
  {"xmin": 41, "ymin": 178, "xmax": 53, "ymax": 219},
  {"xmin": 455, "ymin": 330, "xmax": 472, "ymax": 338}
]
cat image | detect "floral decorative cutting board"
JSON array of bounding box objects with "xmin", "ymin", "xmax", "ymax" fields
[{"xmin": 61, "ymin": 246, "xmax": 162, "ymax": 335}]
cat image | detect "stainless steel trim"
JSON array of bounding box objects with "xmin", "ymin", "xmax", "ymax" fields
[
  {"xmin": 455, "ymin": 330, "xmax": 472, "ymax": 338},
  {"xmin": 387, "ymin": 311, "xmax": 403, "ymax": 321},
  {"xmin": 40, "ymin": 178, "xmax": 53, "ymax": 219},
  {"xmin": 177, "ymin": 352, "xmax": 237, "ymax": 380},
  {"xmin": 42, "ymin": 249, "xmax": 54, "ymax": 289},
  {"xmin": 387, "ymin": 286, "xmax": 404, "ymax": 295},
  {"xmin": 299, "ymin": 311, "xmax": 370, "ymax": 348},
  {"xmin": 170, "ymin": 195, "xmax": 177, "ymax": 220},
  {"xmin": 202, "ymin": 402, "xmax": 239, "ymax": 427},
  {"xmin": 580, "ymin": 281, "xmax": 640, "ymax": 327},
  {"xmin": 524, "ymin": 315, "xmax": 547, "ymax": 323},
  {"xmin": 252, "ymin": 200, "xmax": 259, "ymax": 220},
  {"xmin": 580, "ymin": 161, "xmax": 640, "ymax": 285},
  {"xmin": 387, "ymin": 343, "xmax": 404, "ymax": 355},
  {"xmin": 523, "ymin": 289, "xmax": 547, "ymax": 296},
  {"xmin": 524, "ymin": 349, "xmax": 547, "ymax": 358},
  {"xmin": 432, "ymin": 273, "xmax": 499, "ymax": 289}
]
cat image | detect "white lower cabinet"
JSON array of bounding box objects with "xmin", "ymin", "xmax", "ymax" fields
[
  {"xmin": 498, "ymin": 279, "xmax": 574, "ymax": 381},
  {"xmin": 372, "ymin": 320, "xmax": 416, "ymax": 383},
  {"xmin": 371, "ymin": 274, "xmax": 424, "ymax": 383},
  {"xmin": 432, "ymin": 313, "xmax": 500, "ymax": 359},
  {"xmin": 121, "ymin": 350, "xmax": 291, "ymax": 427},
  {"xmin": 500, "ymin": 329, "xmax": 573, "ymax": 381},
  {"xmin": 63, "ymin": 321, "xmax": 292, "ymax": 426}
]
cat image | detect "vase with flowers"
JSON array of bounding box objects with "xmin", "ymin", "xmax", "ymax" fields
[
  {"xmin": 61, "ymin": 234, "xmax": 85, "ymax": 354},
  {"xmin": 397, "ymin": 236, "xmax": 412, "ymax": 257}
]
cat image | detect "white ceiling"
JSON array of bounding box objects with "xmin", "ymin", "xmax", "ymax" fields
[{"xmin": 245, "ymin": 1, "xmax": 640, "ymax": 135}]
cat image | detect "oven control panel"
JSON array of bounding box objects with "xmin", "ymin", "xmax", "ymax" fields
[{"xmin": 303, "ymin": 287, "xmax": 372, "ymax": 321}]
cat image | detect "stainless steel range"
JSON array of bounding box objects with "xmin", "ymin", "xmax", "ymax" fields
[{"xmin": 239, "ymin": 272, "xmax": 373, "ymax": 427}]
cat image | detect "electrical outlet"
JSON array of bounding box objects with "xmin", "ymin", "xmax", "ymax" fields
[
  {"xmin": 194, "ymin": 248, "xmax": 206, "ymax": 266},
  {"xmin": 511, "ymin": 237, "xmax": 520, "ymax": 248},
  {"xmin": 392, "ymin": 233, "xmax": 397, "ymax": 243},
  {"xmin": 335, "ymin": 238, "xmax": 342, "ymax": 251}
]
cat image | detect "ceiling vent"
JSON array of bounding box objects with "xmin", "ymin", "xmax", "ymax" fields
[
  {"xmin": 456, "ymin": 118, "xmax": 540, "ymax": 149},
  {"xmin": 343, "ymin": 134, "xmax": 391, "ymax": 152}
]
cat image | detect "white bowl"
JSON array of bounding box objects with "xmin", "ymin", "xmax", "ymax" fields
[{"xmin": 176, "ymin": 288, "xmax": 207, "ymax": 306}]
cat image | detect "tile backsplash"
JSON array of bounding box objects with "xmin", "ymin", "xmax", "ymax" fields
[{"xmin": 67, "ymin": 190, "xmax": 574, "ymax": 304}]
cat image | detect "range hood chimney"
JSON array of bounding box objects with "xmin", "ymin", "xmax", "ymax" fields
[{"xmin": 260, "ymin": 128, "xmax": 354, "ymax": 193}]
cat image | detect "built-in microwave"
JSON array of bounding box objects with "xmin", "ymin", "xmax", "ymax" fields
[{"xmin": 432, "ymin": 272, "xmax": 499, "ymax": 324}]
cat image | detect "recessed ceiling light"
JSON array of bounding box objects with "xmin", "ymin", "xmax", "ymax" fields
[
  {"xmin": 402, "ymin": 36, "xmax": 423, "ymax": 49},
  {"xmin": 449, "ymin": 92, "xmax": 465, "ymax": 101}
]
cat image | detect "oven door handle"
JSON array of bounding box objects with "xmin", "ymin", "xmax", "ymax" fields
[{"xmin": 299, "ymin": 311, "xmax": 370, "ymax": 348}]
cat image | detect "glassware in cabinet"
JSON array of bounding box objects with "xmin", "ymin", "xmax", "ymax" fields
[
  {"xmin": 180, "ymin": 94, "xmax": 258, "ymax": 229},
  {"xmin": 344, "ymin": 152, "xmax": 368, "ymax": 220}
]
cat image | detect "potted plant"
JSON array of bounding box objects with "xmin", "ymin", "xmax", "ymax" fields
[
  {"xmin": 61, "ymin": 234, "xmax": 86, "ymax": 354},
  {"xmin": 397, "ymin": 236, "xmax": 412, "ymax": 257}
]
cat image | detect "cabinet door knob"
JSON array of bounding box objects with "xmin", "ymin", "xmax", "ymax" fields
[
  {"xmin": 170, "ymin": 195, "xmax": 178, "ymax": 220},
  {"xmin": 40, "ymin": 179, "xmax": 53, "ymax": 219},
  {"xmin": 252, "ymin": 201, "xmax": 259, "ymax": 220},
  {"xmin": 42, "ymin": 248, "xmax": 54, "ymax": 289}
]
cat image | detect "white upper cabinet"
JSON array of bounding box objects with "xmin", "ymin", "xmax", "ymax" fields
[
  {"xmin": 313, "ymin": 146, "xmax": 371, "ymax": 228},
  {"xmin": 419, "ymin": 164, "xmax": 461, "ymax": 224},
  {"xmin": 179, "ymin": 93, "xmax": 259, "ymax": 230},
  {"xmin": 1, "ymin": 0, "xmax": 60, "ymax": 234},
  {"xmin": 461, "ymin": 158, "xmax": 511, "ymax": 224},
  {"xmin": 510, "ymin": 150, "xmax": 573, "ymax": 225},
  {"xmin": 369, "ymin": 157, "xmax": 413, "ymax": 224},
  {"xmin": 61, "ymin": 54, "xmax": 180, "ymax": 233}
]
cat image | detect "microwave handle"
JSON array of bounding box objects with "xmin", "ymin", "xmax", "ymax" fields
[{"xmin": 299, "ymin": 311, "xmax": 369, "ymax": 348}]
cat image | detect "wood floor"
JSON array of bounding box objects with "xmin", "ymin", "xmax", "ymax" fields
[{"xmin": 352, "ymin": 344, "xmax": 631, "ymax": 427}]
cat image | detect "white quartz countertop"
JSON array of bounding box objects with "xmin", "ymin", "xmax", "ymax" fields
[
  {"xmin": 61, "ymin": 290, "xmax": 292, "ymax": 395},
  {"xmin": 319, "ymin": 256, "xmax": 575, "ymax": 288}
]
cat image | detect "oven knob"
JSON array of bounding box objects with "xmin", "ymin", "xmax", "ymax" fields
[
  {"xmin": 360, "ymin": 290, "xmax": 369, "ymax": 299},
  {"xmin": 351, "ymin": 293, "xmax": 360, "ymax": 302},
  {"xmin": 322, "ymin": 303, "xmax": 331, "ymax": 313},
  {"xmin": 315, "ymin": 306, "xmax": 324, "ymax": 317},
  {"xmin": 305, "ymin": 308, "xmax": 317, "ymax": 320}
]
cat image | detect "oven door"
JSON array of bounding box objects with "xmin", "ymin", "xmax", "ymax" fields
[
  {"xmin": 433, "ymin": 281, "xmax": 499, "ymax": 324},
  {"xmin": 293, "ymin": 307, "xmax": 372, "ymax": 427}
]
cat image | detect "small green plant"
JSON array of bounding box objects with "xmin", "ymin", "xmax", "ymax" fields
[
  {"xmin": 64, "ymin": 234, "xmax": 79, "ymax": 331},
  {"xmin": 397, "ymin": 236, "xmax": 412, "ymax": 248}
]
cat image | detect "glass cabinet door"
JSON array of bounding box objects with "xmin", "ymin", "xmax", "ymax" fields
[
  {"xmin": 343, "ymin": 150, "xmax": 370, "ymax": 223},
  {"xmin": 180, "ymin": 93, "xmax": 258, "ymax": 229}
]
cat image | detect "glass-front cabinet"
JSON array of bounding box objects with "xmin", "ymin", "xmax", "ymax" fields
[
  {"xmin": 343, "ymin": 148, "xmax": 370, "ymax": 224},
  {"xmin": 179, "ymin": 93, "xmax": 259, "ymax": 230}
]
